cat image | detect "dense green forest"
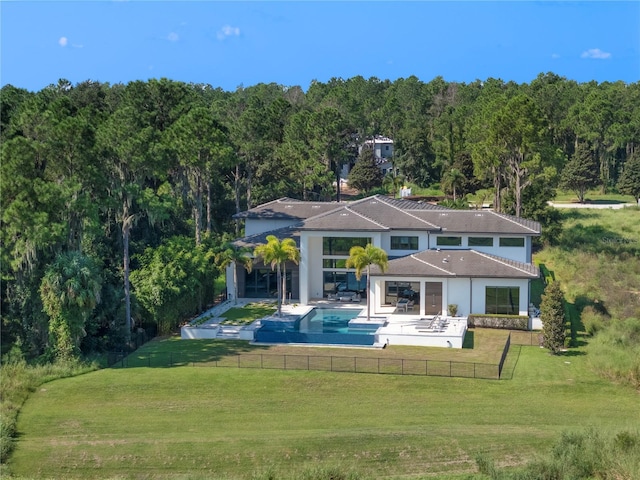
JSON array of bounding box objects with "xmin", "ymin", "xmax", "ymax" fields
[{"xmin": 2, "ymin": 74, "xmax": 639, "ymax": 360}]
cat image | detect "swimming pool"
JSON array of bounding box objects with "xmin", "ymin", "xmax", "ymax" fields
[{"xmin": 255, "ymin": 308, "xmax": 381, "ymax": 346}]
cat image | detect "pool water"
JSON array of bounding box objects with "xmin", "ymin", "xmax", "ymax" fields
[
  {"xmin": 299, "ymin": 308, "xmax": 367, "ymax": 333},
  {"xmin": 255, "ymin": 308, "xmax": 379, "ymax": 345}
]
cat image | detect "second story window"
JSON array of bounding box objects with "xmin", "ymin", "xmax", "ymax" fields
[
  {"xmin": 390, "ymin": 236, "xmax": 418, "ymax": 250},
  {"xmin": 468, "ymin": 237, "xmax": 494, "ymax": 247},
  {"xmin": 436, "ymin": 236, "xmax": 462, "ymax": 247},
  {"xmin": 499, "ymin": 237, "xmax": 525, "ymax": 247},
  {"xmin": 322, "ymin": 237, "xmax": 371, "ymax": 255}
]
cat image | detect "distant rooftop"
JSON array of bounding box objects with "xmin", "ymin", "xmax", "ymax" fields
[{"xmin": 364, "ymin": 135, "xmax": 394, "ymax": 144}]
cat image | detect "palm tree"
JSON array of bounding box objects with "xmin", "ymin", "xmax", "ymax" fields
[
  {"xmin": 441, "ymin": 168, "xmax": 466, "ymax": 201},
  {"xmin": 40, "ymin": 251, "xmax": 102, "ymax": 360},
  {"xmin": 346, "ymin": 244, "xmax": 388, "ymax": 321},
  {"xmin": 216, "ymin": 243, "xmax": 253, "ymax": 304},
  {"xmin": 253, "ymin": 235, "xmax": 299, "ymax": 316},
  {"xmin": 383, "ymin": 173, "xmax": 405, "ymax": 198}
]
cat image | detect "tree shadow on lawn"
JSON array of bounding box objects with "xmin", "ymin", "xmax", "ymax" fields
[
  {"xmin": 462, "ymin": 330, "xmax": 474, "ymax": 349},
  {"xmin": 559, "ymin": 349, "xmax": 586, "ymax": 357},
  {"xmin": 112, "ymin": 338, "xmax": 273, "ymax": 369}
]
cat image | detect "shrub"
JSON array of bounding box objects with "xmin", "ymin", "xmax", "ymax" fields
[
  {"xmin": 467, "ymin": 314, "xmax": 529, "ymax": 330},
  {"xmin": 541, "ymin": 282, "xmax": 566, "ymax": 354}
]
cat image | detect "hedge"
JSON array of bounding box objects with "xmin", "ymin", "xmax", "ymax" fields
[{"xmin": 467, "ymin": 314, "xmax": 529, "ymax": 330}]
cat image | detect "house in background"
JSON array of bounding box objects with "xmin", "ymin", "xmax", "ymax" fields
[
  {"xmin": 230, "ymin": 195, "xmax": 540, "ymax": 322},
  {"xmin": 342, "ymin": 135, "xmax": 396, "ymax": 178}
]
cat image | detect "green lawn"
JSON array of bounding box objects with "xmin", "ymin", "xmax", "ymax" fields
[
  {"xmin": 8, "ymin": 338, "xmax": 640, "ymax": 480},
  {"xmin": 220, "ymin": 302, "xmax": 277, "ymax": 325},
  {"xmin": 7, "ymin": 209, "xmax": 640, "ymax": 480},
  {"xmin": 552, "ymin": 188, "xmax": 636, "ymax": 204}
]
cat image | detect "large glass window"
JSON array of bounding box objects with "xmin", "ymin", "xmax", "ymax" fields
[
  {"xmin": 436, "ymin": 236, "xmax": 462, "ymax": 246},
  {"xmin": 323, "ymin": 259, "xmax": 347, "ymax": 268},
  {"xmin": 390, "ymin": 236, "xmax": 419, "ymax": 250},
  {"xmin": 323, "ymin": 237, "xmax": 371, "ymax": 255},
  {"xmin": 485, "ymin": 287, "xmax": 520, "ymax": 314},
  {"xmin": 323, "ymin": 271, "xmax": 367, "ymax": 297},
  {"xmin": 499, "ymin": 237, "xmax": 525, "ymax": 247},
  {"xmin": 385, "ymin": 281, "xmax": 420, "ymax": 306},
  {"xmin": 468, "ymin": 237, "xmax": 494, "ymax": 247}
]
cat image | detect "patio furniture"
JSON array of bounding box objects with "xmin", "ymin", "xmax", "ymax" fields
[{"xmin": 396, "ymin": 298, "xmax": 410, "ymax": 311}]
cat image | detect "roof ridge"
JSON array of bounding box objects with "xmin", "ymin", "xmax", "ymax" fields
[
  {"xmin": 374, "ymin": 195, "xmax": 442, "ymax": 229},
  {"xmin": 410, "ymin": 253, "xmax": 456, "ymax": 275},
  {"xmin": 297, "ymin": 196, "xmax": 389, "ymax": 228},
  {"xmin": 473, "ymin": 250, "xmax": 538, "ymax": 276},
  {"xmin": 344, "ymin": 205, "xmax": 390, "ymax": 229},
  {"xmin": 486, "ymin": 210, "xmax": 539, "ymax": 233}
]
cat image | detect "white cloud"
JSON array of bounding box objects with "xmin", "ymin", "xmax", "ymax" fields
[
  {"xmin": 581, "ymin": 48, "xmax": 611, "ymax": 60},
  {"xmin": 217, "ymin": 25, "xmax": 240, "ymax": 41},
  {"xmin": 551, "ymin": 53, "xmax": 560, "ymax": 59},
  {"xmin": 167, "ymin": 32, "xmax": 179, "ymax": 42},
  {"xmin": 59, "ymin": 37, "xmax": 68, "ymax": 47}
]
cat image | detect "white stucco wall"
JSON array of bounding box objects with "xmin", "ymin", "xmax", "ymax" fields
[{"xmin": 446, "ymin": 278, "xmax": 472, "ymax": 317}]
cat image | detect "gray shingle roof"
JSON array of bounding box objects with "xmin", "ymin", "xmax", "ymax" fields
[
  {"xmin": 369, "ymin": 249, "xmax": 539, "ymax": 279},
  {"xmin": 300, "ymin": 195, "xmax": 442, "ymax": 231},
  {"xmin": 298, "ymin": 195, "xmax": 540, "ymax": 235},
  {"xmin": 234, "ymin": 194, "xmax": 541, "ymax": 236},
  {"xmin": 232, "ymin": 197, "xmax": 340, "ymax": 220},
  {"xmin": 232, "ymin": 225, "xmax": 301, "ymax": 249}
]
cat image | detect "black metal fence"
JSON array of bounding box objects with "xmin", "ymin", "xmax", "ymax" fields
[
  {"xmin": 508, "ymin": 330, "xmax": 543, "ymax": 346},
  {"xmin": 108, "ymin": 351, "xmax": 504, "ymax": 380}
]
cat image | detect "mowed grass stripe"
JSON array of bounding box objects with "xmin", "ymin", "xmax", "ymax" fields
[{"xmin": 10, "ymin": 343, "xmax": 640, "ymax": 479}]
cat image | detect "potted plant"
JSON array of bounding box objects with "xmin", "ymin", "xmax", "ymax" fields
[{"xmin": 448, "ymin": 304, "xmax": 458, "ymax": 317}]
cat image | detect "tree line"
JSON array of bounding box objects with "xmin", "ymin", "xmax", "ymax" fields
[{"xmin": 1, "ymin": 73, "xmax": 639, "ymax": 360}]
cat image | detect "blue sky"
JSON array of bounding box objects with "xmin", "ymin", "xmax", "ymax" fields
[{"xmin": 2, "ymin": 1, "xmax": 639, "ymax": 92}]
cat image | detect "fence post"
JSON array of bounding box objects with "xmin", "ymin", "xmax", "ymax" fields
[
  {"xmin": 331, "ymin": 356, "xmax": 333, "ymax": 372},
  {"xmin": 261, "ymin": 354, "xmax": 263, "ymax": 369},
  {"xmin": 307, "ymin": 355, "xmax": 310, "ymax": 371},
  {"xmin": 401, "ymin": 359, "xmax": 404, "ymax": 375},
  {"xmin": 474, "ymin": 363, "xmax": 476, "ymax": 378},
  {"xmin": 378, "ymin": 357, "xmax": 380, "ymax": 374},
  {"xmin": 284, "ymin": 355, "xmax": 287, "ymax": 370},
  {"xmin": 449, "ymin": 361, "xmax": 452, "ymax": 377}
]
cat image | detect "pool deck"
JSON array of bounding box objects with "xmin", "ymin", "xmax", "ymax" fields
[{"xmin": 181, "ymin": 299, "xmax": 467, "ymax": 348}]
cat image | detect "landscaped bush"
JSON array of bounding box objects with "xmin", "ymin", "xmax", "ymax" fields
[{"xmin": 467, "ymin": 314, "xmax": 529, "ymax": 330}]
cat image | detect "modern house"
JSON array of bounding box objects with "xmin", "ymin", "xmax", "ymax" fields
[
  {"xmin": 343, "ymin": 135, "xmax": 396, "ymax": 179},
  {"xmin": 229, "ymin": 195, "xmax": 540, "ymax": 320}
]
